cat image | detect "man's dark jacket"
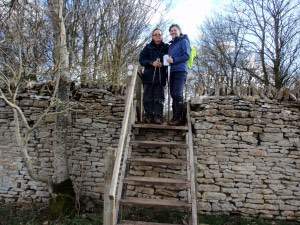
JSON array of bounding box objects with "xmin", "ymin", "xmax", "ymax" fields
[{"xmin": 139, "ymin": 41, "xmax": 169, "ymax": 86}]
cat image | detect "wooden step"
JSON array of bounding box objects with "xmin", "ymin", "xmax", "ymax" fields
[
  {"xmin": 120, "ymin": 197, "xmax": 191, "ymax": 209},
  {"xmin": 128, "ymin": 157, "xmax": 185, "ymax": 165},
  {"xmin": 119, "ymin": 220, "xmax": 182, "ymax": 225},
  {"xmin": 131, "ymin": 140, "xmax": 187, "ymax": 148},
  {"xmin": 133, "ymin": 123, "xmax": 188, "ymax": 131},
  {"xmin": 124, "ymin": 176, "xmax": 188, "ymax": 186}
]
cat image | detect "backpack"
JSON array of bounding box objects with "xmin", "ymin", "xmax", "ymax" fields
[{"xmin": 187, "ymin": 46, "xmax": 197, "ymax": 69}]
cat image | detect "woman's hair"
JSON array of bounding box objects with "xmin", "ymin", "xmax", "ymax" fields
[
  {"xmin": 152, "ymin": 28, "xmax": 162, "ymax": 35},
  {"xmin": 169, "ymin": 24, "xmax": 182, "ymax": 35}
]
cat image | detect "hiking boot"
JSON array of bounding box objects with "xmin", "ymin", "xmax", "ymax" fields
[
  {"xmin": 153, "ymin": 117, "xmax": 163, "ymax": 124},
  {"xmin": 168, "ymin": 118, "xmax": 184, "ymax": 126},
  {"xmin": 144, "ymin": 116, "xmax": 153, "ymax": 124}
]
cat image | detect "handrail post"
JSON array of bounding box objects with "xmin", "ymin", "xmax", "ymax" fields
[
  {"xmin": 104, "ymin": 149, "xmax": 115, "ymax": 225},
  {"xmin": 187, "ymin": 102, "xmax": 198, "ymax": 225}
]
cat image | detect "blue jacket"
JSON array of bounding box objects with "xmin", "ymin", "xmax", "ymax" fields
[
  {"xmin": 139, "ymin": 41, "xmax": 169, "ymax": 86},
  {"xmin": 168, "ymin": 35, "xmax": 191, "ymax": 73}
]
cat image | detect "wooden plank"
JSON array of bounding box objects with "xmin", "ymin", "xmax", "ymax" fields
[
  {"xmin": 119, "ymin": 220, "xmax": 182, "ymax": 225},
  {"xmin": 109, "ymin": 66, "xmax": 138, "ymax": 200},
  {"xmin": 133, "ymin": 123, "xmax": 188, "ymax": 131},
  {"xmin": 120, "ymin": 197, "xmax": 191, "ymax": 208},
  {"xmin": 124, "ymin": 176, "xmax": 188, "ymax": 186},
  {"xmin": 186, "ymin": 102, "xmax": 198, "ymax": 225},
  {"xmin": 131, "ymin": 140, "xmax": 187, "ymax": 147},
  {"xmin": 128, "ymin": 157, "xmax": 185, "ymax": 165},
  {"xmin": 103, "ymin": 150, "xmax": 115, "ymax": 225}
]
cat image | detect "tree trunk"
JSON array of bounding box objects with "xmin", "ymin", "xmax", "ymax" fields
[
  {"xmin": 13, "ymin": 109, "xmax": 50, "ymax": 184},
  {"xmin": 81, "ymin": 28, "xmax": 89, "ymax": 85},
  {"xmin": 93, "ymin": 28, "xmax": 99, "ymax": 82},
  {"xmin": 48, "ymin": 0, "xmax": 70, "ymax": 184},
  {"xmin": 273, "ymin": 16, "xmax": 282, "ymax": 89}
]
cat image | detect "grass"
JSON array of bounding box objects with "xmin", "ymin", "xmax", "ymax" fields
[
  {"xmin": 0, "ymin": 204, "xmax": 102, "ymax": 225},
  {"xmin": 199, "ymin": 214, "xmax": 300, "ymax": 225},
  {"xmin": 1, "ymin": 205, "xmax": 300, "ymax": 225},
  {"xmin": 120, "ymin": 207, "xmax": 187, "ymax": 223}
]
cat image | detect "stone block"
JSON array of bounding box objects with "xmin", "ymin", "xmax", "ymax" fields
[
  {"xmin": 203, "ymin": 192, "xmax": 226, "ymax": 201},
  {"xmin": 260, "ymin": 133, "xmax": 284, "ymax": 142}
]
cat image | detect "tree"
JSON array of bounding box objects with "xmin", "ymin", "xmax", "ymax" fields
[
  {"xmin": 0, "ymin": 0, "xmax": 72, "ymax": 187},
  {"xmin": 193, "ymin": 0, "xmax": 300, "ymax": 97},
  {"xmin": 0, "ymin": 1, "xmax": 54, "ymax": 184},
  {"xmin": 101, "ymin": 0, "xmax": 166, "ymax": 86},
  {"xmin": 48, "ymin": 0, "xmax": 71, "ymax": 185},
  {"xmin": 196, "ymin": 14, "xmax": 248, "ymax": 95},
  {"xmin": 62, "ymin": 0, "xmax": 169, "ymax": 86},
  {"xmin": 235, "ymin": 0, "xmax": 300, "ymax": 89},
  {"xmin": 0, "ymin": 0, "xmax": 173, "ymax": 187}
]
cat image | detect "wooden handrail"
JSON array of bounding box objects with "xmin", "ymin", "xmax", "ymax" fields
[
  {"xmin": 109, "ymin": 66, "xmax": 138, "ymax": 200},
  {"xmin": 186, "ymin": 102, "xmax": 198, "ymax": 225}
]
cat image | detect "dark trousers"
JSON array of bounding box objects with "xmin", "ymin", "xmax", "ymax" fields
[
  {"xmin": 170, "ymin": 72, "xmax": 186, "ymax": 120},
  {"xmin": 143, "ymin": 84, "xmax": 165, "ymax": 119}
]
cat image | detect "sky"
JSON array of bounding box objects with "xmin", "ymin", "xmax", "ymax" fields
[{"xmin": 163, "ymin": 0, "xmax": 231, "ymax": 42}]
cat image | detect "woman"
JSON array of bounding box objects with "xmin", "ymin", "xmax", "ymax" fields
[
  {"xmin": 167, "ymin": 24, "xmax": 191, "ymax": 126},
  {"xmin": 139, "ymin": 28, "xmax": 169, "ymax": 124}
]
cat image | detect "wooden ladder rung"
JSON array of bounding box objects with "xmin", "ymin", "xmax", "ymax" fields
[
  {"xmin": 118, "ymin": 220, "xmax": 182, "ymax": 225},
  {"xmin": 128, "ymin": 157, "xmax": 186, "ymax": 165},
  {"xmin": 133, "ymin": 123, "xmax": 188, "ymax": 131},
  {"xmin": 120, "ymin": 197, "xmax": 191, "ymax": 208},
  {"xmin": 131, "ymin": 140, "xmax": 187, "ymax": 147},
  {"xmin": 124, "ymin": 176, "xmax": 189, "ymax": 186}
]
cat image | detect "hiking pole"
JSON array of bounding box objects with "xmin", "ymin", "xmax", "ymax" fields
[
  {"xmin": 163, "ymin": 54, "xmax": 171, "ymax": 123},
  {"xmin": 167, "ymin": 65, "xmax": 171, "ymax": 123}
]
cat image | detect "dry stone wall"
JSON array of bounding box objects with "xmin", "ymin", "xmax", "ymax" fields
[
  {"xmin": 1, "ymin": 91, "xmax": 300, "ymax": 221},
  {"xmin": 67, "ymin": 88, "xmax": 124, "ymax": 201},
  {"xmin": 0, "ymin": 93, "xmax": 56, "ymax": 204},
  {"xmin": 191, "ymin": 96, "xmax": 300, "ymax": 220},
  {"xmin": 0, "ymin": 88, "xmax": 125, "ymax": 204}
]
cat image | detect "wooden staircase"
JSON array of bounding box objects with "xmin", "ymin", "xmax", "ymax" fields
[{"xmin": 106, "ymin": 67, "xmax": 197, "ymax": 225}]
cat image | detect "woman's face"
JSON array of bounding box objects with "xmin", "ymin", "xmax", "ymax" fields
[
  {"xmin": 170, "ymin": 26, "xmax": 180, "ymax": 39},
  {"xmin": 152, "ymin": 30, "xmax": 163, "ymax": 43}
]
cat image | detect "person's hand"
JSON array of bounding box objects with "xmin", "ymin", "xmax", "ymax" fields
[
  {"xmin": 152, "ymin": 60, "xmax": 162, "ymax": 68},
  {"xmin": 167, "ymin": 56, "xmax": 174, "ymax": 64}
]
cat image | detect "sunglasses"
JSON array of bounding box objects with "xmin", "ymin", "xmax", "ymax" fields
[{"xmin": 152, "ymin": 33, "xmax": 162, "ymax": 36}]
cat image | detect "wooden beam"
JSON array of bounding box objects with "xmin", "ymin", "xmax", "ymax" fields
[
  {"xmin": 119, "ymin": 221, "xmax": 182, "ymax": 225},
  {"xmin": 124, "ymin": 176, "xmax": 188, "ymax": 186},
  {"xmin": 133, "ymin": 123, "xmax": 188, "ymax": 130},
  {"xmin": 128, "ymin": 157, "xmax": 185, "ymax": 165},
  {"xmin": 104, "ymin": 149, "xmax": 115, "ymax": 225},
  {"xmin": 131, "ymin": 140, "xmax": 187, "ymax": 147},
  {"xmin": 187, "ymin": 102, "xmax": 198, "ymax": 225},
  {"xmin": 109, "ymin": 66, "xmax": 138, "ymax": 200},
  {"xmin": 120, "ymin": 197, "xmax": 191, "ymax": 208}
]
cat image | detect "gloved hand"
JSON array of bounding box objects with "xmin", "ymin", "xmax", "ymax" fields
[{"xmin": 152, "ymin": 59, "xmax": 162, "ymax": 68}]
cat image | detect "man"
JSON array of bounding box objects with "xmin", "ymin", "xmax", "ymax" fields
[{"xmin": 139, "ymin": 28, "xmax": 169, "ymax": 124}]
